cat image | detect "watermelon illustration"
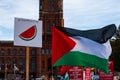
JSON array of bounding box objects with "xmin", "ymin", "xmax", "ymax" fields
[{"xmin": 19, "ymin": 25, "xmax": 37, "ymax": 41}]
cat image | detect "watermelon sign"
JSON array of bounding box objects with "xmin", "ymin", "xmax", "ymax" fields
[
  {"xmin": 19, "ymin": 25, "xmax": 37, "ymax": 41},
  {"xmin": 14, "ymin": 18, "xmax": 42, "ymax": 47}
]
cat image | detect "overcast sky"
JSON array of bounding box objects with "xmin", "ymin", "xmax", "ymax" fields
[{"xmin": 0, "ymin": 0, "xmax": 120, "ymax": 40}]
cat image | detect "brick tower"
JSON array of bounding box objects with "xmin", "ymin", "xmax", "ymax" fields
[{"xmin": 36, "ymin": 0, "xmax": 64, "ymax": 77}]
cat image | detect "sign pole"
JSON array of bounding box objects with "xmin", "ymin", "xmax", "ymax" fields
[{"xmin": 26, "ymin": 47, "xmax": 29, "ymax": 80}]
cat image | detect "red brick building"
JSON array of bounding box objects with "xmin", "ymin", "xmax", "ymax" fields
[{"xmin": 0, "ymin": 0, "xmax": 64, "ymax": 79}]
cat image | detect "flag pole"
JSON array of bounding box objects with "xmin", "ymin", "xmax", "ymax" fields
[{"xmin": 26, "ymin": 47, "xmax": 29, "ymax": 80}]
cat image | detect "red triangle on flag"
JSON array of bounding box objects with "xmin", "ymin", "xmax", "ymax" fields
[{"xmin": 52, "ymin": 26, "xmax": 76, "ymax": 65}]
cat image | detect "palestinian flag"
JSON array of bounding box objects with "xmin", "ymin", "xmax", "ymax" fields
[
  {"xmin": 52, "ymin": 24, "xmax": 116, "ymax": 74},
  {"xmin": 64, "ymin": 72, "xmax": 69, "ymax": 80}
]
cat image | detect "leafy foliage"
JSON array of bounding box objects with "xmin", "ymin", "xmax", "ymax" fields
[{"xmin": 110, "ymin": 25, "xmax": 120, "ymax": 71}]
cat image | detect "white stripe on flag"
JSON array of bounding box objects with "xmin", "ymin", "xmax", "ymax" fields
[{"xmin": 70, "ymin": 36, "xmax": 111, "ymax": 59}]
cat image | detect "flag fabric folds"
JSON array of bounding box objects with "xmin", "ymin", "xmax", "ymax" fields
[
  {"xmin": 64, "ymin": 72, "xmax": 69, "ymax": 80},
  {"xmin": 52, "ymin": 24, "xmax": 116, "ymax": 74},
  {"xmin": 55, "ymin": 24, "xmax": 116, "ymax": 43}
]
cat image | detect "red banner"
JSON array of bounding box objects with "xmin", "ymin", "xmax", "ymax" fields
[
  {"xmin": 85, "ymin": 68, "xmax": 91, "ymax": 80},
  {"xmin": 68, "ymin": 67, "xmax": 83, "ymax": 80},
  {"xmin": 99, "ymin": 61, "xmax": 114, "ymax": 80}
]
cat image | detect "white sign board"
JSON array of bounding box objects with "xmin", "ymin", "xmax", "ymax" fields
[{"xmin": 14, "ymin": 18, "xmax": 42, "ymax": 47}]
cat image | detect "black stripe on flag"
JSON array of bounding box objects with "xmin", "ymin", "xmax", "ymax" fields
[{"xmin": 56, "ymin": 24, "xmax": 116, "ymax": 43}]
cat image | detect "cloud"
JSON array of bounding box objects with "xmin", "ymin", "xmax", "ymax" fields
[
  {"xmin": 0, "ymin": 30, "xmax": 2, "ymax": 35},
  {"xmin": 0, "ymin": 0, "xmax": 39, "ymax": 29},
  {"xmin": 0, "ymin": 0, "xmax": 120, "ymax": 40},
  {"xmin": 0, "ymin": 0, "xmax": 39, "ymax": 40},
  {"xmin": 0, "ymin": 26, "xmax": 13, "ymax": 40},
  {"xmin": 64, "ymin": 0, "xmax": 120, "ymax": 29}
]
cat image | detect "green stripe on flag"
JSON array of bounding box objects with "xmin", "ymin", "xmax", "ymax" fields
[
  {"xmin": 64, "ymin": 72, "xmax": 69, "ymax": 80},
  {"xmin": 53, "ymin": 51, "xmax": 109, "ymax": 73},
  {"xmin": 64, "ymin": 76, "xmax": 69, "ymax": 80}
]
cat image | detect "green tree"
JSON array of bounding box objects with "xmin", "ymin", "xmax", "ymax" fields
[{"xmin": 110, "ymin": 25, "xmax": 120, "ymax": 71}]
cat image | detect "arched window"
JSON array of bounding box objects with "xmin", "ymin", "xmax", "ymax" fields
[
  {"xmin": 19, "ymin": 58, "xmax": 23, "ymax": 65},
  {"xmin": 7, "ymin": 57, "xmax": 11, "ymax": 65},
  {"xmin": 13, "ymin": 57, "xmax": 17, "ymax": 64},
  {"xmin": 46, "ymin": 49, "xmax": 49, "ymax": 54},
  {"xmin": 41, "ymin": 49, "xmax": 45, "ymax": 54},
  {"xmin": 0, "ymin": 58, "xmax": 4, "ymax": 65},
  {"xmin": 48, "ymin": 0, "xmax": 54, "ymax": 11},
  {"xmin": 39, "ymin": 0, "xmax": 43, "ymax": 11},
  {"xmin": 13, "ymin": 49, "xmax": 17, "ymax": 56},
  {"xmin": 31, "ymin": 49, "xmax": 36, "ymax": 55},
  {"xmin": 47, "ymin": 21, "xmax": 51, "ymax": 32},
  {"xmin": 0, "ymin": 58, "xmax": 4, "ymax": 70},
  {"xmin": 19, "ymin": 48, "xmax": 23, "ymax": 56},
  {"xmin": 0, "ymin": 49, "xmax": 5, "ymax": 56},
  {"xmin": 31, "ymin": 58, "xmax": 36, "ymax": 70},
  {"xmin": 7, "ymin": 49, "xmax": 11, "ymax": 56}
]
